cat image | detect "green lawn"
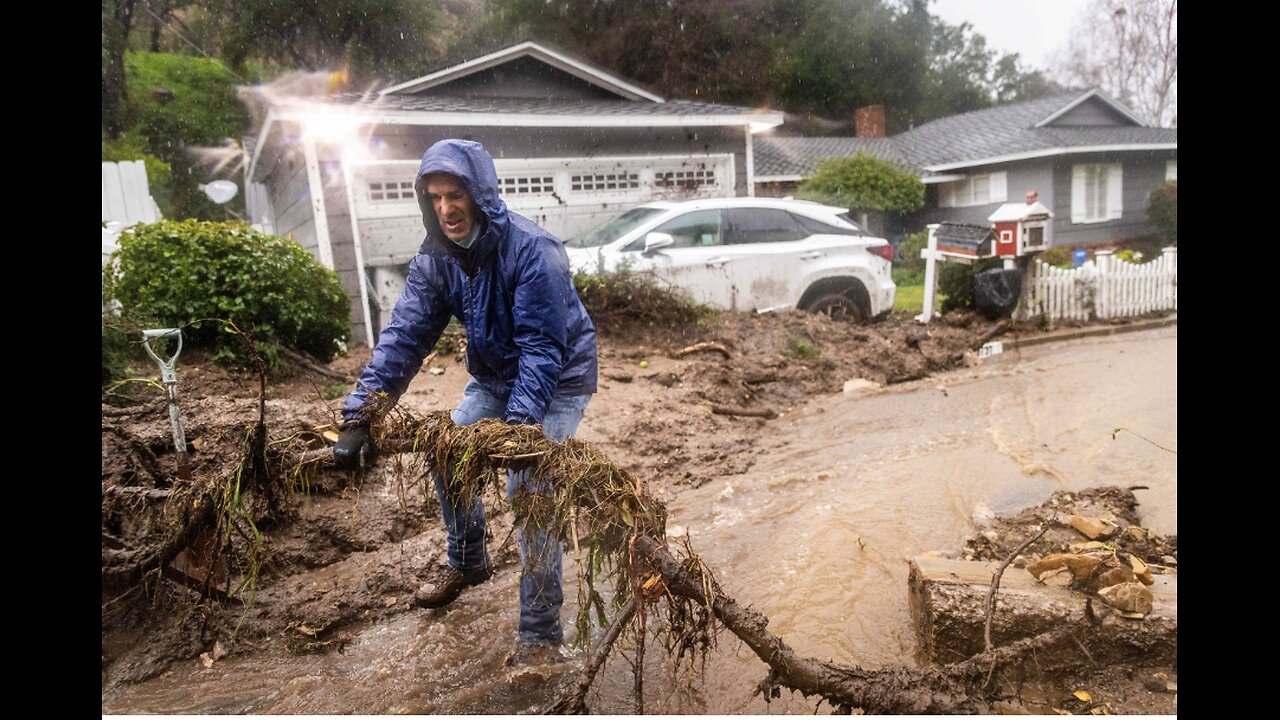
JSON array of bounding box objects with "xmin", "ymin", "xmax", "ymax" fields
[{"xmin": 893, "ymin": 283, "xmax": 944, "ymax": 313}]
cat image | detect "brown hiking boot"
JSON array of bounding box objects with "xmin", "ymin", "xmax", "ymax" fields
[{"xmin": 413, "ymin": 564, "xmax": 494, "ymax": 609}]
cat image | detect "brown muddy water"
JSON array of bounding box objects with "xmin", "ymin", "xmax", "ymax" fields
[{"xmin": 102, "ymin": 326, "xmax": 1176, "ymax": 715}]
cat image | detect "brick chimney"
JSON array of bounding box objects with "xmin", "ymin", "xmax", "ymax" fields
[{"xmin": 854, "ymin": 105, "xmax": 886, "ymax": 138}]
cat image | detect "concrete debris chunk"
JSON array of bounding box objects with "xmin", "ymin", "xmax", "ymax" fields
[
  {"xmin": 1026, "ymin": 553, "xmax": 1101, "ymax": 582},
  {"xmin": 1097, "ymin": 581, "xmax": 1153, "ymax": 616},
  {"xmin": 1069, "ymin": 515, "xmax": 1119, "ymax": 540},
  {"xmin": 1129, "ymin": 556, "xmax": 1154, "ymax": 585}
]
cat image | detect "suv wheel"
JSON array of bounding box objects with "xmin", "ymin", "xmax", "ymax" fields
[{"xmin": 806, "ymin": 292, "xmax": 867, "ymax": 323}]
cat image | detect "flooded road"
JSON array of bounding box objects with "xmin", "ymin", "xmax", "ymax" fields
[{"xmin": 103, "ymin": 326, "xmax": 1176, "ymax": 715}]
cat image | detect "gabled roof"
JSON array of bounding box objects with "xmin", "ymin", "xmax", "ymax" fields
[
  {"xmin": 750, "ymin": 89, "xmax": 1177, "ymax": 183},
  {"xmin": 380, "ymin": 40, "xmax": 664, "ymax": 103},
  {"xmin": 894, "ymin": 88, "xmax": 1177, "ymax": 172},
  {"xmin": 753, "ymin": 137, "xmax": 911, "ymax": 180},
  {"xmin": 1035, "ymin": 87, "xmax": 1148, "ymax": 127}
]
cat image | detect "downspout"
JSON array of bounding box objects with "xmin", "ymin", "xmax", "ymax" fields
[{"xmin": 744, "ymin": 126, "xmax": 755, "ymax": 198}]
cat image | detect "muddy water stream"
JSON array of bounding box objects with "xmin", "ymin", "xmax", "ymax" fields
[{"xmin": 102, "ymin": 327, "xmax": 1176, "ymax": 714}]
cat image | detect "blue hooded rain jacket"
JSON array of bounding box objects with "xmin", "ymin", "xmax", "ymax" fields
[{"xmin": 343, "ymin": 140, "xmax": 598, "ymax": 425}]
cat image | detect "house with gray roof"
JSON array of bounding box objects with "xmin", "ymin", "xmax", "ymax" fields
[
  {"xmin": 244, "ymin": 40, "xmax": 783, "ymax": 345},
  {"xmin": 754, "ymin": 89, "xmax": 1177, "ymax": 247}
]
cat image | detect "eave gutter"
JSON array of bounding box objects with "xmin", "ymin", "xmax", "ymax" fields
[{"xmin": 922, "ymin": 143, "xmax": 1179, "ymax": 173}]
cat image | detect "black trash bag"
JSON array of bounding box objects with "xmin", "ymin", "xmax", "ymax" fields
[{"xmin": 973, "ymin": 267, "xmax": 1023, "ymax": 319}]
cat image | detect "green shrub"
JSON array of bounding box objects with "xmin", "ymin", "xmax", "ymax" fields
[
  {"xmin": 1147, "ymin": 180, "xmax": 1177, "ymax": 245},
  {"xmin": 1037, "ymin": 246, "xmax": 1074, "ymax": 268},
  {"xmin": 892, "ymin": 266, "xmax": 925, "ymax": 287},
  {"xmin": 798, "ymin": 153, "xmax": 925, "ymax": 214},
  {"xmin": 895, "ymin": 229, "xmax": 929, "ymax": 275},
  {"xmin": 1114, "ymin": 248, "xmax": 1146, "ymax": 264},
  {"xmin": 938, "ymin": 257, "xmax": 1004, "ymax": 313},
  {"xmin": 102, "ymin": 318, "xmax": 133, "ymax": 386},
  {"xmin": 104, "ymin": 220, "xmax": 350, "ymax": 366}
]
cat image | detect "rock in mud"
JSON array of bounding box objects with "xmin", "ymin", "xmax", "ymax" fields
[
  {"xmin": 1129, "ymin": 556, "xmax": 1154, "ymax": 585},
  {"xmin": 1097, "ymin": 582, "xmax": 1154, "ymax": 616},
  {"xmin": 1095, "ymin": 564, "xmax": 1136, "ymax": 590},
  {"xmin": 1027, "ymin": 553, "xmax": 1103, "ymax": 582},
  {"xmin": 1143, "ymin": 672, "xmax": 1176, "ymax": 693},
  {"xmin": 644, "ymin": 372, "xmax": 680, "ymax": 388},
  {"xmin": 1069, "ymin": 515, "xmax": 1119, "ymax": 540}
]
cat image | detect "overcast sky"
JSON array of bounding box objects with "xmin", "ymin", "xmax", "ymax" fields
[{"xmin": 930, "ymin": 0, "xmax": 1091, "ymax": 70}]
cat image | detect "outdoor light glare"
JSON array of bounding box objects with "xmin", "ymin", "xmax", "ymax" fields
[{"xmin": 303, "ymin": 112, "xmax": 360, "ymax": 143}]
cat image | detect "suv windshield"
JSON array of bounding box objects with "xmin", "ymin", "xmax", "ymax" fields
[{"xmin": 565, "ymin": 207, "xmax": 664, "ymax": 248}]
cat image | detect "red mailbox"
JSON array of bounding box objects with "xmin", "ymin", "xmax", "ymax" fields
[{"xmin": 987, "ymin": 191, "xmax": 1052, "ymax": 258}]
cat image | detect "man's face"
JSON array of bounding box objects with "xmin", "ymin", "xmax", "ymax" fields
[{"xmin": 424, "ymin": 174, "xmax": 478, "ymax": 243}]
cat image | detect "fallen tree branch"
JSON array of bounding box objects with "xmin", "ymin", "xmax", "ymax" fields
[
  {"xmin": 710, "ymin": 404, "xmax": 778, "ymax": 419},
  {"xmin": 276, "ymin": 345, "xmax": 350, "ymax": 382},
  {"xmin": 673, "ymin": 341, "xmax": 731, "ymax": 360},
  {"xmin": 985, "ymin": 525, "xmax": 1049, "ymax": 653},
  {"xmin": 970, "ymin": 321, "xmax": 1011, "ymax": 351},
  {"xmin": 633, "ymin": 534, "xmax": 1085, "ymax": 714}
]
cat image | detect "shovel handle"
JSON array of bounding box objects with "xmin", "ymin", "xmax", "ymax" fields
[{"xmin": 142, "ymin": 328, "xmax": 183, "ymax": 384}]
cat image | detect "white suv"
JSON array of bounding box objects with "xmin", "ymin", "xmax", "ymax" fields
[{"xmin": 565, "ymin": 198, "xmax": 895, "ymax": 321}]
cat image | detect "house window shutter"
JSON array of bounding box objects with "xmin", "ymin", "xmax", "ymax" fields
[
  {"xmin": 991, "ymin": 172, "xmax": 1008, "ymax": 203},
  {"xmin": 1107, "ymin": 164, "xmax": 1123, "ymax": 220},
  {"xmin": 1071, "ymin": 165, "xmax": 1086, "ymax": 223}
]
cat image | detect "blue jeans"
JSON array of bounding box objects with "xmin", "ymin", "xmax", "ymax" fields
[{"xmin": 433, "ymin": 378, "xmax": 591, "ymax": 646}]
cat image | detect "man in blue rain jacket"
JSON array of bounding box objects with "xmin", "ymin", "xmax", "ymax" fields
[{"xmin": 334, "ymin": 139, "xmax": 598, "ymax": 665}]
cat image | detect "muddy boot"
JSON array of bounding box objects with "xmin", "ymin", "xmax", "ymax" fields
[
  {"xmin": 504, "ymin": 643, "xmax": 566, "ymax": 668},
  {"xmin": 413, "ymin": 564, "xmax": 494, "ymax": 609}
]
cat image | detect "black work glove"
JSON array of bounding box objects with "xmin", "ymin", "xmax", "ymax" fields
[{"xmin": 333, "ymin": 421, "xmax": 374, "ymax": 470}]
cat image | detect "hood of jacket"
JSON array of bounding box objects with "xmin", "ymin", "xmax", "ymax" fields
[{"xmin": 414, "ymin": 139, "xmax": 510, "ymax": 269}]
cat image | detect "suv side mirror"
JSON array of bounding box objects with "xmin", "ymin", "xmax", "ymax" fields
[{"xmin": 643, "ymin": 232, "xmax": 675, "ymax": 255}]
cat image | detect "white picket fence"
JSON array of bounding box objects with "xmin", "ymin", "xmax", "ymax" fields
[{"xmin": 1018, "ymin": 247, "xmax": 1177, "ymax": 322}]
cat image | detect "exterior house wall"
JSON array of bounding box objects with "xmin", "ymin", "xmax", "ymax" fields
[
  {"xmin": 415, "ymin": 57, "xmax": 627, "ymax": 101},
  {"xmin": 1050, "ymin": 151, "xmax": 1175, "ymax": 246},
  {"xmin": 913, "ymin": 161, "xmax": 1055, "ymax": 229},
  {"xmin": 262, "ymin": 141, "xmax": 319, "ymax": 255},
  {"xmin": 1050, "ymin": 98, "xmax": 1134, "ymax": 127},
  {"xmin": 357, "ymin": 124, "xmax": 746, "ymax": 192}
]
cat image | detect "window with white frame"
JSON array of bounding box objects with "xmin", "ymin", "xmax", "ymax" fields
[
  {"xmin": 570, "ymin": 172, "xmax": 639, "ymax": 192},
  {"xmin": 367, "ymin": 180, "xmax": 415, "ymax": 202},
  {"xmin": 654, "ymin": 168, "xmax": 717, "ymax": 192},
  {"xmin": 938, "ymin": 172, "xmax": 1008, "ymax": 207},
  {"xmin": 1071, "ymin": 163, "xmax": 1123, "ymax": 223},
  {"xmin": 499, "ymin": 175, "xmax": 555, "ymax": 196}
]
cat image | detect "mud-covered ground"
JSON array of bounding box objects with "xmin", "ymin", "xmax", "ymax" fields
[
  {"xmin": 101, "ymin": 310, "xmax": 1174, "ymax": 711},
  {"xmin": 952, "ymin": 487, "xmax": 1178, "ymax": 715}
]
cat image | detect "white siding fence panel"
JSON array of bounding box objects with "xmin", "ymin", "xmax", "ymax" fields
[
  {"xmin": 101, "ymin": 160, "xmax": 161, "ymax": 226},
  {"xmin": 1018, "ymin": 247, "xmax": 1176, "ymax": 322}
]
